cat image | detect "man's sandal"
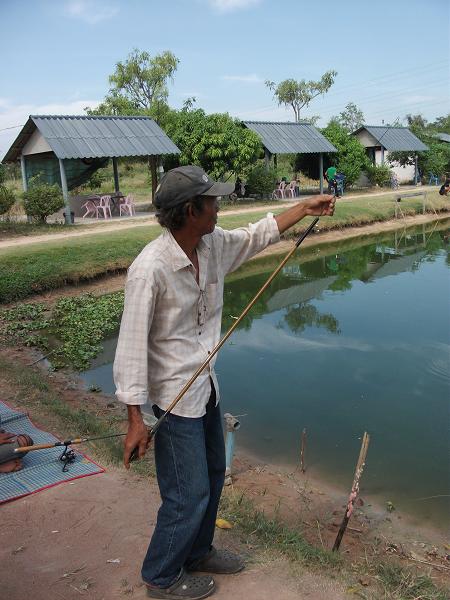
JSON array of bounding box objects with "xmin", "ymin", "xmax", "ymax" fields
[
  {"xmin": 146, "ymin": 571, "xmax": 215, "ymax": 600},
  {"xmin": 187, "ymin": 547, "xmax": 244, "ymax": 575}
]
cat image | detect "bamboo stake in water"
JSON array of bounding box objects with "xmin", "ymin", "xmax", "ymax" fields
[
  {"xmin": 332, "ymin": 432, "xmax": 370, "ymax": 552},
  {"xmin": 300, "ymin": 428, "xmax": 307, "ymax": 473}
]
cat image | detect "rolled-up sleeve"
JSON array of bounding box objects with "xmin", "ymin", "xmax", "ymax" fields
[
  {"xmin": 220, "ymin": 213, "xmax": 280, "ymax": 274},
  {"xmin": 113, "ymin": 275, "xmax": 158, "ymax": 405}
]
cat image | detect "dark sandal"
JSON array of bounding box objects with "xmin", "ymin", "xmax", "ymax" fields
[
  {"xmin": 187, "ymin": 547, "xmax": 244, "ymax": 575},
  {"xmin": 146, "ymin": 571, "xmax": 215, "ymax": 600}
]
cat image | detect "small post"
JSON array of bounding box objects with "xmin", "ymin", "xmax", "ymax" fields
[
  {"xmin": 332, "ymin": 432, "xmax": 370, "ymax": 552},
  {"xmin": 20, "ymin": 155, "xmax": 28, "ymax": 192},
  {"xmin": 380, "ymin": 147, "xmax": 385, "ymax": 165},
  {"xmin": 58, "ymin": 158, "xmax": 72, "ymax": 225},
  {"xmin": 112, "ymin": 157, "xmax": 120, "ymax": 193},
  {"xmin": 264, "ymin": 148, "xmax": 272, "ymax": 171},
  {"xmin": 300, "ymin": 428, "xmax": 307, "ymax": 473},
  {"xmin": 273, "ymin": 153, "xmax": 278, "ymax": 170},
  {"xmin": 319, "ymin": 153, "xmax": 324, "ymax": 193},
  {"xmin": 414, "ymin": 154, "xmax": 418, "ymax": 185},
  {"xmin": 223, "ymin": 413, "xmax": 241, "ymax": 486}
]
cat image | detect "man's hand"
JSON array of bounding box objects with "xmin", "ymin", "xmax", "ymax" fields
[
  {"xmin": 275, "ymin": 193, "xmax": 336, "ymax": 234},
  {"xmin": 124, "ymin": 406, "xmax": 150, "ymax": 469},
  {"xmin": 303, "ymin": 194, "xmax": 336, "ymax": 217}
]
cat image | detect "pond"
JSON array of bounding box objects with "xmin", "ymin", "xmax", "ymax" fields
[{"xmin": 80, "ymin": 221, "xmax": 450, "ymax": 526}]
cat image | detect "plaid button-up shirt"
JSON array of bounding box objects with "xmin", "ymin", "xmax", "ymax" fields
[{"xmin": 113, "ymin": 214, "xmax": 280, "ymax": 417}]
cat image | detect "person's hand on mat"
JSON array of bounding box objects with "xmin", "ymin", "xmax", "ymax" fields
[
  {"xmin": 0, "ymin": 432, "xmax": 15, "ymax": 445},
  {"xmin": 123, "ymin": 417, "xmax": 150, "ymax": 469}
]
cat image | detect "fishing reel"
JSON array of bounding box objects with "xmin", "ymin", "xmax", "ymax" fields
[{"xmin": 59, "ymin": 445, "xmax": 76, "ymax": 472}]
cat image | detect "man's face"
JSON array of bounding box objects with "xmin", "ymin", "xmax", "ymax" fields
[{"xmin": 196, "ymin": 196, "xmax": 220, "ymax": 234}]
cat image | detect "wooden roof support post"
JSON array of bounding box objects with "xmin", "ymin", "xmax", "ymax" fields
[
  {"xmin": 264, "ymin": 147, "xmax": 272, "ymax": 171},
  {"xmin": 415, "ymin": 154, "xmax": 418, "ymax": 185},
  {"xmin": 112, "ymin": 157, "xmax": 120, "ymax": 193},
  {"xmin": 319, "ymin": 153, "xmax": 324, "ymax": 193},
  {"xmin": 20, "ymin": 155, "xmax": 28, "ymax": 192},
  {"xmin": 380, "ymin": 146, "xmax": 385, "ymax": 165},
  {"xmin": 58, "ymin": 158, "xmax": 72, "ymax": 225}
]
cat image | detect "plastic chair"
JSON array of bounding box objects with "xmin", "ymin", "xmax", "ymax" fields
[
  {"xmin": 335, "ymin": 174, "xmax": 345, "ymax": 196},
  {"xmin": 390, "ymin": 172, "xmax": 399, "ymax": 190},
  {"xmin": 81, "ymin": 199, "xmax": 99, "ymax": 219},
  {"xmin": 271, "ymin": 181, "xmax": 286, "ymax": 199},
  {"xmin": 97, "ymin": 195, "xmax": 112, "ymax": 219},
  {"xmin": 285, "ymin": 180, "xmax": 297, "ymax": 198},
  {"xmin": 428, "ymin": 173, "xmax": 439, "ymax": 185},
  {"xmin": 119, "ymin": 194, "xmax": 135, "ymax": 217}
]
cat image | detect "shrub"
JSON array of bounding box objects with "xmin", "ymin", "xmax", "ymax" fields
[
  {"xmin": 0, "ymin": 185, "xmax": 16, "ymax": 216},
  {"xmin": 0, "ymin": 164, "xmax": 5, "ymax": 185},
  {"xmin": 366, "ymin": 164, "xmax": 392, "ymax": 187},
  {"xmin": 245, "ymin": 165, "xmax": 278, "ymax": 197},
  {"xmin": 23, "ymin": 177, "xmax": 65, "ymax": 223}
]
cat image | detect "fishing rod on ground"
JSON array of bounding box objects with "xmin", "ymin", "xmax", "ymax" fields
[{"xmin": 15, "ymin": 216, "xmax": 320, "ymax": 466}]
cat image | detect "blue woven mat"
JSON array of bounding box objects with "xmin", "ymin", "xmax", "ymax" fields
[{"xmin": 0, "ymin": 401, "xmax": 104, "ymax": 503}]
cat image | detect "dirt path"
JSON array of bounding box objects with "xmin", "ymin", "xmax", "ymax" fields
[
  {"xmin": 1, "ymin": 466, "xmax": 352, "ymax": 600},
  {"xmin": 0, "ymin": 186, "xmax": 438, "ymax": 250}
]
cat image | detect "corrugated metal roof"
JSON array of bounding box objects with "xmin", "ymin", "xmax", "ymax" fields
[
  {"xmin": 2, "ymin": 115, "xmax": 180, "ymax": 162},
  {"xmin": 243, "ymin": 121, "xmax": 337, "ymax": 154},
  {"xmin": 434, "ymin": 132, "xmax": 450, "ymax": 143},
  {"xmin": 352, "ymin": 126, "xmax": 428, "ymax": 151}
]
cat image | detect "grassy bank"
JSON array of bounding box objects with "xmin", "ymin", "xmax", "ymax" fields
[{"xmin": 0, "ymin": 191, "xmax": 448, "ymax": 303}]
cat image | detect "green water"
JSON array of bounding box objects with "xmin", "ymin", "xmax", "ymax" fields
[{"xmin": 81, "ymin": 222, "xmax": 450, "ymax": 525}]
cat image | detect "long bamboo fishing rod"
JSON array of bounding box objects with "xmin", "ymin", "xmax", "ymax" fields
[{"xmin": 148, "ymin": 216, "xmax": 320, "ymax": 440}]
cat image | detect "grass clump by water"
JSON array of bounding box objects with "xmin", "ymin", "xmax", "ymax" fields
[
  {"xmin": 371, "ymin": 562, "xmax": 449, "ymax": 600},
  {"xmin": 219, "ymin": 490, "xmax": 341, "ymax": 569}
]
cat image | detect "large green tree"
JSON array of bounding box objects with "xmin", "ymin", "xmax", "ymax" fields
[
  {"xmin": 265, "ymin": 70, "xmax": 337, "ymax": 122},
  {"xmin": 321, "ymin": 121, "xmax": 369, "ymax": 185},
  {"xmin": 164, "ymin": 106, "xmax": 262, "ymax": 179}
]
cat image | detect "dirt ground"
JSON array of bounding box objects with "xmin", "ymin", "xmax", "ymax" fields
[{"xmin": 0, "ymin": 348, "xmax": 449, "ymax": 600}]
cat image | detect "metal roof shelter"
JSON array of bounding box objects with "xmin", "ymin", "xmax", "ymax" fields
[
  {"xmin": 243, "ymin": 121, "xmax": 337, "ymax": 193},
  {"xmin": 351, "ymin": 126, "xmax": 428, "ymax": 152},
  {"xmin": 2, "ymin": 115, "xmax": 180, "ymax": 224},
  {"xmin": 434, "ymin": 133, "xmax": 450, "ymax": 143},
  {"xmin": 351, "ymin": 125, "xmax": 428, "ymax": 185}
]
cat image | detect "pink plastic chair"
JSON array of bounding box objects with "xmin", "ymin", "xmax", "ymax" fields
[
  {"xmin": 119, "ymin": 194, "xmax": 135, "ymax": 217},
  {"xmin": 97, "ymin": 195, "xmax": 112, "ymax": 219},
  {"xmin": 81, "ymin": 199, "xmax": 99, "ymax": 219},
  {"xmin": 285, "ymin": 181, "xmax": 297, "ymax": 198}
]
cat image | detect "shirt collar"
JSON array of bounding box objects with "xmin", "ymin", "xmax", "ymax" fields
[{"xmin": 165, "ymin": 230, "xmax": 211, "ymax": 271}]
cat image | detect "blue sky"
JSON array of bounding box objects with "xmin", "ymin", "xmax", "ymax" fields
[{"xmin": 0, "ymin": 0, "xmax": 449, "ymax": 158}]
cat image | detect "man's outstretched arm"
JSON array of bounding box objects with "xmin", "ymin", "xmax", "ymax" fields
[{"xmin": 274, "ymin": 194, "xmax": 335, "ymax": 234}]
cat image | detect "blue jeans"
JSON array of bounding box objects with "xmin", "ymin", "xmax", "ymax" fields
[{"xmin": 142, "ymin": 383, "xmax": 226, "ymax": 587}]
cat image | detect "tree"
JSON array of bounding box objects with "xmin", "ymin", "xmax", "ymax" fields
[
  {"xmin": 165, "ymin": 108, "xmax": 262, "ymax": 180},
  {"xmin": 321, "ymin": 121, "xmax": 369, "ymax": 186},
  {"xmin": 108, "ymin": 49, "xmax": 179, "ymax": 111},
  {"xmin": 336, "ymin": 102, "xmax": 365, "ymax": 132},
  {"xmin": 265, "ymin": 70, "xmax": 337, "ymax": 122},
  {"xmin": 23, "ymin": 176, "xmax": 65, "ymax": 223}
]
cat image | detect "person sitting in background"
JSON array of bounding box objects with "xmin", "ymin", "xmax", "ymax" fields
[{"xmin": 439, "ymin": 178, "xmax": 450, "ymax": 196}]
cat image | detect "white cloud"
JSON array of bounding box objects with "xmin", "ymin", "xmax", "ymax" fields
[
  {"xmin": 402, "ymin": 95, "xmax": 435, "ymax": 104},
  {"xmin": 207, "ymin": 0, "xmax": 262, "ymax": 12},
  {"xmin": 221, "ymin": 74, "xmax": 264, "ymax": 83},
  {"xmin": 65, "ymin": 0, "xmax": 119, "ymax": 25},
  {"xmin": 0, "ymin": 98, "xmax": 100, "ymax": 160}
]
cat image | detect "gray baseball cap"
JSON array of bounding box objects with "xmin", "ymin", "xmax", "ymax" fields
[{"xmin": 153, "ymin": 165, "xmax": 234, "ymax": 209}]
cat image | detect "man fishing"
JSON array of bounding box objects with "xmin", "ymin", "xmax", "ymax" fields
[{"xmin": 113, "ymin": 165, "xmax": 335, "ymax": 600}]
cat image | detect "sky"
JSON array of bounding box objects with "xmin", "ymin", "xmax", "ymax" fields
[{"xmin": 0, "ymin": 0, "xmax": 449, "ymax": 159}]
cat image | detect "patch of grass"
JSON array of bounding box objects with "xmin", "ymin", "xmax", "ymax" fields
[
  {"xmin": 0, "ymin": 220, "xmax": 68, "ymax": 239},
  {"xmin": 0, "ymin": 293, "xmax": 125, "ymax": 370},
  {"xmin": 371, "ymin": 562, "xmax": 448, "ymax": 600},
  {"xmin": 219, "ymin": 490, "xmax": 341, "ymax": 569}
]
